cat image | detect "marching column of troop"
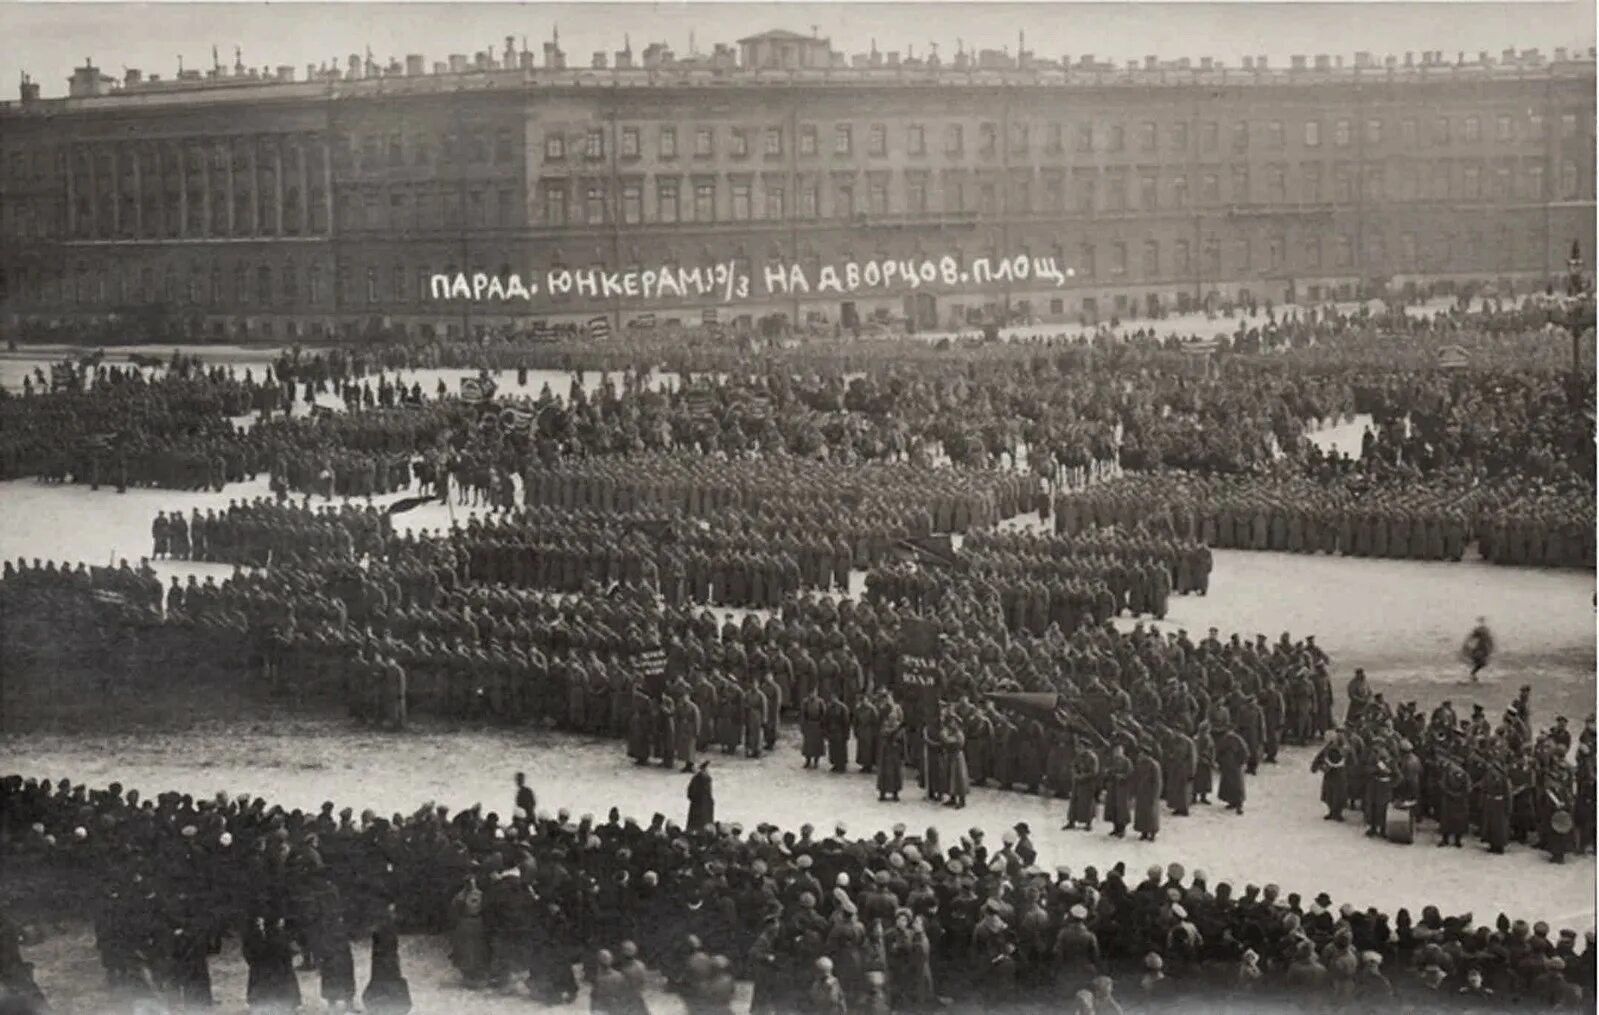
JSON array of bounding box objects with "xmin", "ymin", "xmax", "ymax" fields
[
  {"xmin": 449, "ymin": 503, "xmax": 904, "ymax": 607},
  {"xmin": 150, "ymin": 500, "xmax": 389, "ymax": 566},
  {"xmin": 521, "ymin": 453, "xmax": 1031, "ymax": 536}
]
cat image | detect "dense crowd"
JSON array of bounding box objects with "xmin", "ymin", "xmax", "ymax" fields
[
  {"xmin": 3, "ymin": 295, "xmax": 1595, "ymax": 1013},
  {"xmin": 4, "ymin": 772, "xmax": 1593, "ymax": 1015},
  {"xmin": 1054, "ymin": 471, "xmax": 1594, "ymax": 569}
]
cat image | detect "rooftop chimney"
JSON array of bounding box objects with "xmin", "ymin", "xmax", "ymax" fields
[
  {"xmin": 1145, "ymin": 55, "xmax": 1158, "ymax": 70},
  {"xmin": 1291, "ymin": 55, "xmax": 1306, "ymax": 70},
  {"xmin": 125, "ymin": 68, "xmax": 142, "ymax": 86},
  {"xmin": 406, "ymin": 54, "xmax": 425, "ymax": 75},
  {"xmin": 1199, "ymin": 56, "xmax": 1213, "ymax": 70},
  {"xmin": 448, "ymin": 53, "xmax": 467, "ymax": 73},
  {"xmin": 1355, "ymin": 51, "xmax": 1372, "ymax": 68},
  {"xmin": 1257, "ymin": 55, "xmax": 1268, "ymax": 68},
  {"xmin": 68, "ymin": 59, "xmax": 111, "ymax": 97},
  {"xmin": 1242, "ymin": 56, "xmax": 1254, "ymax": 70},
  {"xmin": 277, "ymin": 65, "xmax": 295, "ymax": 81},
  {"xmin": 1314, "ymin": 54, "xmax": 1330, "ymax": 70},
  {"xmin": 591, "ymin": 51, "xmax": 608, "ymax": 69}
]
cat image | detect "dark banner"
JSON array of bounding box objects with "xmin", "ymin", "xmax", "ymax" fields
[
  {"xmin": 632, "ymin": 646, "xmax": 668, "ymax": 698},
  {"xmin": 896, "ymin": 617, "xmax": 943, "ymax": 733}
]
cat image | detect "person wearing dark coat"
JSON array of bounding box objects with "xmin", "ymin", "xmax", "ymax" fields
[
  {"xmin": 1102, "ymin": 745, "xmax": 1134, "ymax": 837},
  {"xmin": 688, "ymin": 762, "xmax": 716, "ymax": 833},
  {"xmin": 800, "ymin": 691, "xmax": 827, "ymax": 769},
  {"xmin": 1311, "ymin": 740, "xmax": 1349, "ymax": 821},
  {"xmin": 362, "ymin": 909, "xmax": 413, "ymax": 1014},
  {"xmin": 921, "ymin": 725, "xmax": 948, "ymax": 801},
  {"xmin": 854, "ymin": 697, "xmax": 880, "ymax": 773},
  {"xmin": 944, "ymin": 724, "xmax": 970, "ymax": 809},
  {"xmin": 1132, "ymin": 745, "xmax": 1164, "ymax": 842},
  {"xmin": 1436, "ymin": 761, "xmax": 1472, "ymax": 848},
  {"xmin": 319, "ymin": 931, "xmax": 357, "ymax": 1011},
  {"xmin": 877, "ymin": 719, "xmax": 905, "ymax": 802},
  {"xmin": 243, "ymin": 915, "xmax": 302, "ymax": 1012},
  {"xmin": 824, "ymin": 693, "xmax": 852, "ymax": 773},
  {"xmin": 1478, "ymin": 763, "xmax": 1512, "ymax": 854},
  {"xmin": 169, "ymin": 922, "xmax": 215, "ymax": 1009},
  {"xmin": 1162, "ymin": 730, "xmax": 1196, "ymax": 817},
  {"xmin": 627, "ymin": 690, "xmax": 655, "ymax": 765},
  {"xmin": 1064, "ymin": 750, "xmax": 1100, "ymax": 830},
  {"xmin": 514, "ymin": 772, "xmax": 536, "ymax": 822},
  {"xmin": 1215, "ymin": 727, "xmax": 1249, "ymax": 814}
]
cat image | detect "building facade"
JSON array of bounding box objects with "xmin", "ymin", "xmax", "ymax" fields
[{"xmin": 2, "ymin": 34, "xmax": 1594, "ymax": 340}]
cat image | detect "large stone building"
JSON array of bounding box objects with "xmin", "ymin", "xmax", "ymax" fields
[{"xmin": 1, "ymin": 31, "xmax": 1593, "ymax": 340}]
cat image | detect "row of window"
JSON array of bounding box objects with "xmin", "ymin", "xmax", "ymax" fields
[
  {"xmin": 4, "ymin": 105, "xmax": 1586, "ymax": 183},
  {"xmin": 3, "ymin": 223, "xmax": 1556, "ymax": 308},
  {"xmin": 347, "ymin": 128, "xmax": 517, "ymax": 169},
  {"xmin": 6, "ymin": 151, "xmax": 1586, "ymax": 241},
  {"xmin": 535, "ymin": 110, "xmax": 1589, "ymax": 165},
  {"xmin": 530, "ymin": 159, "xmax": 1587, "ymax": 226},
  {"xmin": 12, "ymin": 154, "xmax": 1583, "ymax": 240},
  {"xmin": 3, "ymin": 188, "xmax": 331, "ymax": 241}
]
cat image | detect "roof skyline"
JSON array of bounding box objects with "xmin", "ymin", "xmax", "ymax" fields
[{"xmin": 4, "ymin": 2, "xmax": 1593, "ymax": 99}]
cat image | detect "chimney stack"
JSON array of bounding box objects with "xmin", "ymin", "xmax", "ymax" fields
[
  {"xmin": 405, "ymin": 54, "xmax": 424, "ymax": 75},
  {"xmin": 125, "ymin": 67, "xmax": 143, "ymax": 86},
  {"xmin": 1291, "ymin": 54, "xmax": 1306, "ymax": 70},
  {"xmin": 277, "ymin": 65, "xmax": 295, "ymax": 81},
  {"xmin": 448, "ymin": 53, "xmax": 467, "ymax": 73}
]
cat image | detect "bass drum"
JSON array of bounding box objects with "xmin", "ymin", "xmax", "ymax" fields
[{"xmin": 1385, "ymin": 802, "xmax": 1416, "ymax": 844}]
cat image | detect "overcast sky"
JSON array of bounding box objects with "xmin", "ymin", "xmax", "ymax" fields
[{"xmin": 3, "ymin": 1, "xmax": 1594, "ymax": 99}]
